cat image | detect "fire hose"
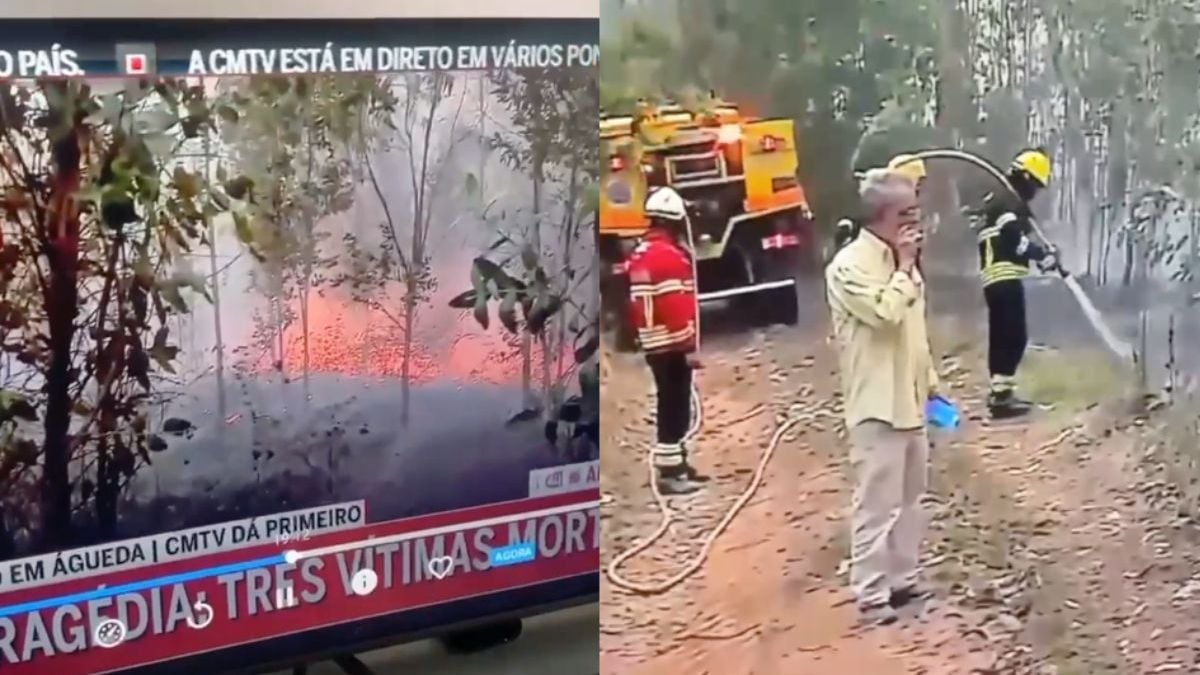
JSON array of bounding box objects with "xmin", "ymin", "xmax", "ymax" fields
[{"xmin": 900, "ymin": 149, "xmax": 1135, "ymax": 365}]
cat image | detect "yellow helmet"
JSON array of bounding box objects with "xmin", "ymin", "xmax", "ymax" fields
[
  {"xmin": 1012, "ymin": 149, "xmax": 1051, "ymax": 187},
  {"xmin": 887, "ymin": 153, "xmax": 927, "ymax": 184}
]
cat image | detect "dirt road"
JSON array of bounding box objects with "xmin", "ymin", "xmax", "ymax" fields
[{"xmin": 600, "ymin": 273, "xmax": 1200, "ymax": 674}]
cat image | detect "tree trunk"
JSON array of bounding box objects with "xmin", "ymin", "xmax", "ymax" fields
[
  {"xmin": 302, "ymin": 129, "xmax": 315, "ymax": 401},
  {"xmin": 557, "ymin": 160, "xmax": 581, "ymax": 381},
  {"xmin": 275, "ymin": 296, "xmax": 287, "ymax": 378},
  {"xmin": 522, "ymin": 166, "xmax": 543, "ymax": 411},
  {"xmin": 40, "ymin": 127, "xmax": 84, "ymax": 550},
  {"xmin": 204, "ymin": 133, "xmax": 227, "ymax": 420},
  {"xmin": 401, "ymin": 280, "xmax": 415, "ymax": 425}
]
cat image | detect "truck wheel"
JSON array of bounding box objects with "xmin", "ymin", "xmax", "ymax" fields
[{"xmin": 764, "ymin": 281, "xmax": 800, "ymax": 326}]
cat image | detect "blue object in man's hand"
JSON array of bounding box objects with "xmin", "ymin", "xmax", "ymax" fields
[{"xmin": 925, "ymin": 395, "xmax": 960, "ymax": 430}]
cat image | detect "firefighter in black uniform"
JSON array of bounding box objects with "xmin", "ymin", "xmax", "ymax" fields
[{"xmin": 976, "ymin": 149, "xmax": 1059, "ymax": 419}]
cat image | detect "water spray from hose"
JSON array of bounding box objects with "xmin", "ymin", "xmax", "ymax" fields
[{"xmin": 899, "ymin": 149, "xmax": 1135, "ymax": 366}]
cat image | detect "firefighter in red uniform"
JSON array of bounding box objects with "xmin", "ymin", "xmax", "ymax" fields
[{"xmin": 627, "ymin": 187, "xmax": 709, "ymax": 496}]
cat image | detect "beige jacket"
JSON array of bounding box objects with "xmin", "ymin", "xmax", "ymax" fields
[{"xmin": 825, "ymin": 228, "xmax": 939, "ymax": 430}]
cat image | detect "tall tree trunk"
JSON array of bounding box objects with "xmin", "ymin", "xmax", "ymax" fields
[
  {"xmin": 41, "ymin": 126, "xmax": 83, "ymax": 550},
  {"xmin": 522, "ymin": 166, "xmax": 543, "ymax": 411},
  {"xmin": 401, "ymin": 279, "xmax": 415, "ymax": 425},
  {"xmin": 204, "ymin": 132, "xmax": 227, "ymax": 420},
  {"xmin": 301, "ymin": 131, "xmax": 315, "ymax": 401},
  {"xmin": 557, "ymin": 160, "xmax": 581, "ymax": 381}
]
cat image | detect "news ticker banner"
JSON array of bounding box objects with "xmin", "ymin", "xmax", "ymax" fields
[
  {"xmin": 0, "ymin": 485, "xmax": 599, "ymax": 672},
  {"xmin": 0, "ymin": 18, "xmax": 597, "ymax": 78}
]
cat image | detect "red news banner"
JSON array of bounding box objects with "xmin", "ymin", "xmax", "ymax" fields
[{"xmin": 0, "ymin": 490, "xmax": 599, "ymax": 673}]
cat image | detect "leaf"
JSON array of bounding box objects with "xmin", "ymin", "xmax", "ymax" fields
[
  {"xmin": 521, "ymin": 244, "xmax": 539, "ymax": 271},
  {"xmin": 505, "ymin": 408, "xmax": 540, "ymax": 426},
  {"xmin": 0, "ymin": 390, "xmax": 38, "ymax": 422},
  {"xmin": 173, "ymin": 166, "xmax": 200, "ymax": 199},
  {"xmin": 130, "ymin": 286, "xmax": 149, "ymax": 324},
  {"xmin": 470, "ymin": 260, "xmax": 489, "ymax": 299},
  {"xmin": 150, "ymin": 327, "xmax": 180, "ymax": 373},
  {"xmin": 498, "ymin": 288, "xmax": 520, "ymax": 333},
  {"xmin": 162, "ymin": 418, "xmax": 194, "ymax": 436},
  {"xmin": 225, "ymin": 176, "xmax": 254, "ymax": 201},
  {"xmin": 232, "ymin": 211, "xmax": 254, "ymax": 245},
  {"xmin": 216, "ymin": 105, "xmax": 239, "ymax": 124},
  {"xmin": 148, "ymin": 434, "xmax": 169, "ymax": 452},
  {"xmin": 464, "ymin": 172, "xmax": 479, "ymax": 197},
  {"xmin": 159, "ymin": 283, "xmax": 189, "ymax": 314},
  {"xmin": 447, "ymin": 289, "xmax": 477, "ymax": 309},
  {"xmin": 576, "ymin": 182, "xmax": 599, "ymax": 222},
  {"xmin": 472, "ymin": 297, "xmax": 490, "ymax": 330},
  {"xmin": 574, "ymin": 333, "xmax": 599, "ymax": 365},
  {"xmin": 473, "ymin": 256, "xmax": 516, "ymax": 289},
  {"xmin": 526, "ymin": 293, "xmax": 563, "ymax": 335},
  {"xmin": 128, "ymin": 345, "xmax": 151, "ymax": 390}
]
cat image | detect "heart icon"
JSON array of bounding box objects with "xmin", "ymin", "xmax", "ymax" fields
[{"xmin": 427, "ymin": 556, "xmax": 454, "ymax": 580}]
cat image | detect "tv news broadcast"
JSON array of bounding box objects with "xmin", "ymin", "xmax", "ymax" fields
[{"xmin": 0, "ymin": 15, "xmax": 598, "ymax": 675}]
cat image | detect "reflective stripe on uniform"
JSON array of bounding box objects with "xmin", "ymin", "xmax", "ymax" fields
[
  {"xmin": 989, "ymin": 374, "xmax": 1016, "ymax": 393},
  {"xmin": 652, "ymin": 443, "xmax": 685, "ymax": 468},
  {"xmin": 638, "ymin": 323, "xmax": 695, "ymax": 350},
  {"xmin": 979, "ymin": 209, "xmax": 1030, "ymax": 287},
  {"xmin": 981, "ymin": 262, "xmax": 1028, "ymax": 286},
  {"xmin": 629, "ymin": 279, "xmax": 696, "ymax": 297}
]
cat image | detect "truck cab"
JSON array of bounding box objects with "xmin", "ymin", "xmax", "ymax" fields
[{"xmin": 599, "ymin": 99, "xmax": 815, "ymax": 349}]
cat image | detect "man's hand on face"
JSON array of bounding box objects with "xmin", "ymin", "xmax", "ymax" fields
[{"xmin": 895, "ymin": 224, "xmax": 923, "ymax": 272}]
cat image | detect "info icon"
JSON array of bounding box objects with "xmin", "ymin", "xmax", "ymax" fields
[{"xmin": 115, "ymin": 43, "xmax": 157, "ymax": 77}]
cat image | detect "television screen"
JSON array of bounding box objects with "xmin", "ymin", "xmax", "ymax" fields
[{"xmin": 0, "ymin": 17, "xmax": 599, "ymax": 674}]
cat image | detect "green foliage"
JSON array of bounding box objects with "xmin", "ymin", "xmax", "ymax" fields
[
  {"xmin": 0, "ymin": 78, "xmax": 250, "ymax": 543},
  {"xmin": 214, "ymin": 75, "xmax": 395, "ymax": 367}
]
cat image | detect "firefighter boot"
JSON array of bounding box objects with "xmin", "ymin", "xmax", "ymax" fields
[
  {"xmin": 678, "ymin": 443, "xmax": 710, "ymax": 483},
  {"xmin": 656, "ymin": 465, "xmax": 704, "ymax": 496},
  {"xmin": 988, "ymin": 389, "xmax": 1032, "ymax": 420}
]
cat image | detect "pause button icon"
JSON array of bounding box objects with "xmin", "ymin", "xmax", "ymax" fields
[{"xmin": 275, "ymin": 585, "xmax": 298, "ymax": 609}]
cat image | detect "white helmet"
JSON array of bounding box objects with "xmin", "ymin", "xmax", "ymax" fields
[{"xmin": 644, "ymin": 186, "xmax": 687, "ymax": 222}]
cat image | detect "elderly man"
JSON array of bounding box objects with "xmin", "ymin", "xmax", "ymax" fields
[
  {"xmin": 825, "ymin": 168, "xmax": 940, "ymax": 625},
  {"xmin": 834, "ymin": 154, "xmax": 927, "ymax": 252}
]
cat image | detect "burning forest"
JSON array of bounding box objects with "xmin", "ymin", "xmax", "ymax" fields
[{"xmin": 0, "ymin": 69, "xmax": 598, "ymax": 560}]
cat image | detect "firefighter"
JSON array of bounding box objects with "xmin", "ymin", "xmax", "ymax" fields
[
  {"xmin": 976, "ymin": 149, "xmax": 1059, "ymax": 419},
  {"xmin": 835, "ymin": 154, "xmax": 927, "ymax": 252},
  {"xmin": 627, "ymin": 186, "xmax": 709, "ymax": 495}
]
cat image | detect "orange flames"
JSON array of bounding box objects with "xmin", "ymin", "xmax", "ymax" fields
[{"xmin": 241, "ymin": 290, "xmax": 569, "ymax": 387}]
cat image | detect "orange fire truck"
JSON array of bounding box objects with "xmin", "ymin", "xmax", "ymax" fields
[{"xmin": 599, "ymin": 98, "xmax": 815, "ymax": 348}]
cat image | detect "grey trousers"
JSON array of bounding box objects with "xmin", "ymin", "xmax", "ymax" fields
[{"xmin": 848, "ymin": 420, "xmax": 930, "ymax": 607}]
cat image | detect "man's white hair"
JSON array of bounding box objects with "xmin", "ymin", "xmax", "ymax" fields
[{"xmin": 859, "ymin": 168, "xmax": 915, "ymax": 223}]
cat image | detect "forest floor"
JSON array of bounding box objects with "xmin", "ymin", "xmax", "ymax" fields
[{"xmin": 599, "ymin": 275, "xmax": 1200, "ymax": 675}]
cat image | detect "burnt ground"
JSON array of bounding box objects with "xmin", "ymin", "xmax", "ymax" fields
[{"xmin": 600, "ymin": 272, "xmax": 1200, "ymax": 674}]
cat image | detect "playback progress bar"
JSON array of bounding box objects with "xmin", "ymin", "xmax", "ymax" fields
[
  {"xmin": 0, "ymin": 554, "xmax": 286, "ymax": 619},
  {"xmin": 0, "ymin": 499, "xmax": 599, "ymax": 619}
]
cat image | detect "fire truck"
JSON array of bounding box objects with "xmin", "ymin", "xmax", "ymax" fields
[{"xmin": 599, "ymin": 99, "xmax": 815, "ymax": 349}]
